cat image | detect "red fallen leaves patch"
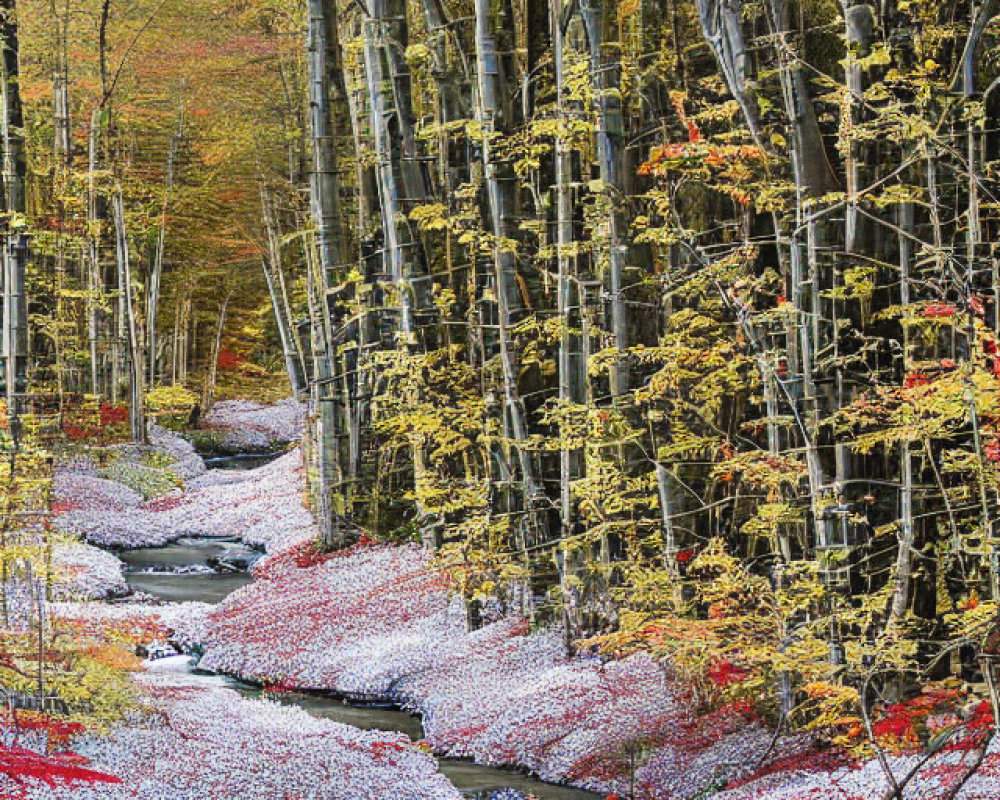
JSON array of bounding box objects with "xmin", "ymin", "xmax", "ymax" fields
[
  {"xmin": 0, "ymin": 744, "xmax": 121, "ymax": 787},
  {"xmin": 370, "ymin": 740, "xmax": 408, "ymax": 764},
  {"xmin": 273, "ymin": 537, "xmax": 377, "ymax": 573},
  {"xmin": 14, "ymin": 712, "xmax": 85, "ymax": 748},
  {"xmin": 217, "ymin": 348, "xmax": 246, "ymax": 370},
  {"xmin": 726, "ymin": 747, "xmax": 858, "ymax": 790}
]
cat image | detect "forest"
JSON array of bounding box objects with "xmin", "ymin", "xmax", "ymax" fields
[{"xmin": 0, "ymin": 0, "xmax": 999, "ymax": 798}]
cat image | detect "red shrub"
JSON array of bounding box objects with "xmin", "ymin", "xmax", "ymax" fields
[
  {"xmin": 99, "ymin": 403, "xmax": 128, "ymax": 427},
  {"xmin": 217, "ymin": 349, "xmax": 246, "ymax": 370},
  {"xmin": 708, "ymin": 660, "xmax": 748, "ymax": 688}
]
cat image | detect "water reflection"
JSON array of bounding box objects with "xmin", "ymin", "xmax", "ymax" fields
[
  {"xmin": 120, "ymin": 539, "xmax": 256, "ymax": 603},
  {"xmin": 202, "ymin": 452, "xmax": 283, "ymax": 470}
]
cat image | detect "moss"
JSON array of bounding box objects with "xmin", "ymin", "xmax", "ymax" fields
[
  {"xmin": 100, "ymin": 461, "xmax": 181, "ymax": 500},
  {"xmin": 141, "ymin": 451, "xmax": 177, "ymax": 470},
  {"xmin": 183, "ymin": 429, "xmax": 228, "ymax": 456}
]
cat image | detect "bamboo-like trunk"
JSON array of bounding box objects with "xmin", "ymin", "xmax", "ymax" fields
[
  {"xmin": 201, "ymin": 291, "xmax": 231, "ymax": 412},
  {"xmin": 112, "ymin": 191, "xmax": 145, "ymax": 442},
  {"xmin": 362, "ymin": 6, "xmax": 415, "ymax": 339},
  {"xmin": 52, "ymin": 73, "xmax": 70, "ymax": 165},
  {"xmin": 378, "ymin": 0, "xmax": 426, "ymax": 209},
  {"xmin": 307, "ymin": 0, "xmax": 344, "ymax": 291},
  {"xmin": 86, "ymin": 109, "xmax": 102, "ymax": 396},
  {"xmin": 0, "ymin": 0, "xmax": 26, "ymax": 443},
  {"xmin": 581, "ymin": 0, "xmax": 627, "ymax": 396},
  {"xmin": 148, "ymin": 109, "xmax": 184, "ymax": 388},
  {"xmin": 302, "ymin": 17, "xmax": 343, "ymax": 441},
  {"xmin": 259, "ymin": 185, "xmax": 309, "ymax": 388},
  {"xmin": 767, "ymin": 0, "xmax": 834, "ymax": 197},
  {"xmin": 473, "ymin": 0, "xmax": 540, "ymax": 501},
  {"xmin": 889, "ymin": 198, "xmax": 916, "ymax": 621},
  {"xmin": 695, "ymin": 0, "xmax": 762, "ymax": 143},
  {"xmin": 842, "ymin": 1, "xmax": 873, "ymax": 256},
  {"xmin": 50, "ymin": 0, "xmax": 71, "ymax": 165},
  {"xmin": 552, "ymin": 0, "xmax": 586, "ymax": 649},
  {"xmin": 261, "ymin": 254, "xmax": 305, "ymax": 397}
]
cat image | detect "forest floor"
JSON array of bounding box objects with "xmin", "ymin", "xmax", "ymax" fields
[{"xmin": 28, "ymin": 400, "xmax": 1000, "ymax": 799}]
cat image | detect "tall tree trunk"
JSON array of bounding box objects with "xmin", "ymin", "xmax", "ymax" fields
[
  {"xmin": 0, "ymin": 0, "xmax": 26, "ymax": 444},
  {"xmin": 473, "ymin": 0, "xmax": 540, "ymax": 502},
  {"xmin": 260, "ymin": 185, "xmax": 308, "ymax": 387},
  {"xmin": 201, "ymin": 290, "xmax": 232, "ymax": 412},
  {"xmin": 261, "ymin": 254, "xmax": 305, "ymax": 397},
  {"xmin": 86, "ymin": 108, "xmax": 102, "ymax": 396},
  {"xmin": 553, "ymin": 0, "xmax": 582, "ymax": 651},
  {"xmin": 148, "ymin": 108, "xmax": 183, "ymax": 387},
  {"xmin": 766, "ymin": 0, "xmax": 834, "ymax": 197},
  {"xmin": 307, "ymin": 0, "xmax": 352, "ymax": 545},
  {"xmin": 51, "ymin": 0, "xmax": 71, "ymax": 166},
  {"xmin": 112, "ymin": 191, "xmax": 144, "ymax": 442},
  {"xmin": 362, "ymin": 7, "xmax": 415, "ymax": 339},
  {"xmin": 378, "ymin": 0, "xmax": 427, "ymax": 210},
  {"xmin": 581, "ymin": 0, "xmax": 627, "ymax": 397},
  {"xmin": 695, "ymin": 0, "xmax": 762, "ymax": 143},
  {"xmin": 307, "ymin": 0, "xmax": 345, "ymax": 293}
]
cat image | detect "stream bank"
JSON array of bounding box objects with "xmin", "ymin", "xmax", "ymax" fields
[
  {"xmin": 51, "ymin": 402, "xmax": 775, "ymax": 798},
  {"xmin": 115, "ymin": 460, "xmax": 599, "ymax": 800}
]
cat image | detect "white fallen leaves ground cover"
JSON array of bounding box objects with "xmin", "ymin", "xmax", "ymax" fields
[
  {"xmin": 55, "ymin": 447, "xmax": 314, "ymax": 553},
  {"xmin": 201, "ymin": 398, "xmax": 304, "ymax": 451},
  {"xmin": 50, "ymin": 424, "xmax": 210, "ymax": 594},
  {"xmin": 195, "ymin": 539, "xmax": 1000, "ymax": 800},
  {"xmin": 7, "ymin": 658, "xmax": 460, "ymax": 800},
  {"xmin": 712, "ymin": 735, "xmax": 1000, "ymax": 800},
  {"xmin": 49, "ymin": 542, "xmax": 128, "ymax": 600},
  {"xmin": 198, "ymin": 543, "xmax": 774, "ymax": 796}
]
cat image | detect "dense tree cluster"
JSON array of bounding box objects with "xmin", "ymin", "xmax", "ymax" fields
[{"xmin": 290, "ymin": 0, "xmax": 1000, "ymax": 755}]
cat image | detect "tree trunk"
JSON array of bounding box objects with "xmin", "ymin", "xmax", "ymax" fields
[
  {"xmin": 473, "ymin": 0, "xmax": 540, "ymax": 502},
  {"xmin": 86, "ymin": 108, "xmax": 102, "ymax": 396},
  {"xmin": 261, "ymin": 254, "xmax": 305, "ymax": 397},
  {"xmin": 581, "ymin": 0, "xmax": 627, "ymax": 396},
  {"xmin": 767, "ymin": 0, "xmax": 834, "ymax": 197},
  {"xmin": 112, "ymin": 191, "xmax": 145, "ymax": 442},
  {"xmin": 695, "ymin": 0, "xmax": 762, "ymax": 143},
  {"xmin": 362, "ymin": 7, "xmax": 415, "ymax": 339},
  {"xmin": 306, "ymin": 0, "xmax": 353, "ymax": 545},
  {"xmin": 201, "ymin": 291, "xmax": 232, "ymax": 412},
  {"xmin": 148, "ymin": 108, "xmax": 183, "ymax": 388},
  {"xmin": 0, "ymin": 0, "xmax": 26, "ymax": 443},
  {"xmin": 552, "ymin": 0, "xmax": 583, "ymax": 650}
]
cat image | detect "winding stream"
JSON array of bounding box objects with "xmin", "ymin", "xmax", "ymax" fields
[{"xmin": 119, "ymin": 455, "xmax": 600, "ymax": 800}]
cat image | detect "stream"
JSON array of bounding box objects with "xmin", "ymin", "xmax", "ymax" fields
[{"xmin": 118, "ymin": 453, "xmax": 601, "ymax": 800}]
